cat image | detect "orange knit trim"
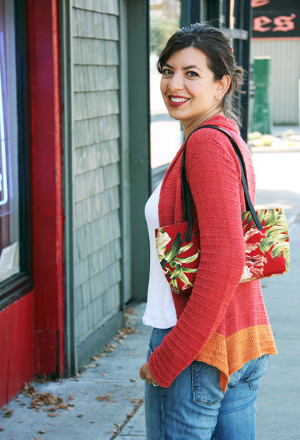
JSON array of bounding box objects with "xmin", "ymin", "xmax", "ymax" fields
[{"xmin": 195, "ymin": 325, "xmax": 277, "ymax": 392}]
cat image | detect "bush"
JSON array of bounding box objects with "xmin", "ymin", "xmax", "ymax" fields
[
  {"xmin": 282, "ymin": 129, "xmax": 294, "ymax": 138},
  {"xmin": 248, "ymin": 132, "xmax": 262, "ymax": 141},
  {"xmin": 261, "ymin": 135, "xmax": 274, "ymax": 146},
  {"xmin": 150, "ymin": 16, "xmax": 179, "ymax": 55}
]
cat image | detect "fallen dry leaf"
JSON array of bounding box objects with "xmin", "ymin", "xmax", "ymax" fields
[
  {"xmin": 96, "ymin": 393, "xmax": 111, "ymax": 402},
  {"xmin": 103, "ymin": 343, "xmax": 117, "ymax": 353},
  {"xmin": 3, "ymin": 410, "xmax": 13, "ymax": 418},
  {"xmin": 47, "ymin": 413, "xmax": 59, "ymax": 417},
  {"xmin": 27, "ymin": 390, "xmax": 75, "ymax": 413},
  {"xmin": 125, "ymin": 307, "xmax": 134, "ymax": 320},
  {"xmin": 113, "ymin": 325, "xmax": 137, "ymax": 345},
  {"xmin": 43, "ymin": 406, "xmax": 58, "ymax": 412},
  {"xmin": 85, "ymin": 363, "xmax": 99, "ymax": 369},
  {"xmin": 58, "ymin": 404, "xmax": 69, "ymax": 409},
  {"xmin": 0, "ymin": 427, "xmax": 5, "ymax": 432},
  {"xmin": 37, "ymin": 375, "xmax": 47, "ymax": 383},
  {"xmin": 31, "ymin": 392, "xmax": 63, "ymax": 408},
  {"xmin": 22, "ymin": 382, "xmax": 36, "ymax": 397}
]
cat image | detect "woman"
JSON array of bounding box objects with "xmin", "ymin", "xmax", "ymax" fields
[{"xmin": 140, "ymin": 23, "xmax": 277, "ymax": 440}]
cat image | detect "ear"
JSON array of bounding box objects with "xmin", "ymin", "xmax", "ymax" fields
[{"xmin": 215, "ymin": 75, "xmax": 231, "ymax": 100}]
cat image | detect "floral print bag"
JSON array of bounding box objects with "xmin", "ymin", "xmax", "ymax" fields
[{"xmin": 155, "ymin": 125, "xmax": 290, "ymax": 295}]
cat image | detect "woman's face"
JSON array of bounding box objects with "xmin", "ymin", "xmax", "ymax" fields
[{"xmin": 160, "ymin": 47, "xmax": 223, "ymax": 133}]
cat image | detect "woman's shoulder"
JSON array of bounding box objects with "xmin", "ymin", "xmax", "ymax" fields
[{"xmin": 186, "ymin": 116, "xmax": 247, "ymax": 160}]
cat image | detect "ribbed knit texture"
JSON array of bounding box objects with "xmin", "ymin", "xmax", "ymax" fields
[{"xmin": 148, "ymin": 115, "xmax": 277, "ymax": 391}]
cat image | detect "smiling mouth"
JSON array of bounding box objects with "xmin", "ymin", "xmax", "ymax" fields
[
  {"xmin": 168, "ymin": 96, "xmax": 190, "ymax": 108},
  {"xmin": 169, "ymin": 96, "xmax": 189, "ymax": 103}
]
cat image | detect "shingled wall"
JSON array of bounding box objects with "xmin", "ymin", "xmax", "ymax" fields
[{"xmin": 71, "ymin": 0, "xmax": 122, "ymax": 348}]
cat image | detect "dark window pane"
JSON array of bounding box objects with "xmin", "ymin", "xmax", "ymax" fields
[{"xmin": 0, "ymin": 0, "xmax": 20, "ymax": 282}]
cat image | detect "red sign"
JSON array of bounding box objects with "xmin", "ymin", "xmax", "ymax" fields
[{"xmin": 252, "ymin": 0, "xmax": 300, "ymax": 38}]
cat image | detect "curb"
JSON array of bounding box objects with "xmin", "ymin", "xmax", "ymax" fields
[{"xmin": 251, "ymin": 146, "xmax": 300, "ymax": 154}]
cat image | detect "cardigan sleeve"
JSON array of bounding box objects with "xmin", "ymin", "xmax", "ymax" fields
[{"xmin": 148, "ymin": 132, "xmax": 246, "ymax": 388}]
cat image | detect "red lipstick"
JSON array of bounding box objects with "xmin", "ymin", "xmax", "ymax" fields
[{"xmin": 168, "ymin": 95, "xmax": 190, "ymax": 108}]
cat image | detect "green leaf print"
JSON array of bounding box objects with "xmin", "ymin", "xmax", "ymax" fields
[
  {"xmin": 179, "ymin": 242, "xmax": 193, "ymax": 253},
  {"xmin": 271, "ymin": 242, "xmax": 289, "ymax": 259},
  {"xmin": 164, "ymin": 233, "xmax": 183, "ymax": 263},
  {"xmin": 259, "ymin": 211, "xmax": 289, "ymax": 259},
  {"xmin": 260, "ymin": 237, "xmax": 276, "ymax": 254},
  {"xmin": 175, "ymin": 252, "xmax": 199, "ymax": 264},
  {"xmin": 263, "ymin": 210, "xmax": 277, "ymax": 227},
  {"xmin": 170, "ymin": 264, "xmax": 182, "ymax": 280},
  {"xmin": 282, "ymin": 248, "xmax": 290, "ymax": 271},
  {"xmin": 177, "ymin": 271, "xmax": 193, "ymax": 287},
  {"xmin": 182, "ymin": 267, "xmax": 198, "ymax": 273}
]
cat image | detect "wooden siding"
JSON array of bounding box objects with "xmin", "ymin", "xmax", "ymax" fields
[
  {"xmin": 72, "ymin": 1, "xmax": 122, "ymax": 346},
  {"xmin": 251, "ymin": 40, "xmax": 300, "ymax": 125}
]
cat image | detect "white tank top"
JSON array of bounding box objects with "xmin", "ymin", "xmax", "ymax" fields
[{"xmin": 142, "ymin": 182, "xmax": 177, "ymax": 329}]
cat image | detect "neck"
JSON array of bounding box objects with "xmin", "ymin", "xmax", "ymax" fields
[{"xmin": 183, "ymin": 108, "xmax": 224, "ymax": 139}]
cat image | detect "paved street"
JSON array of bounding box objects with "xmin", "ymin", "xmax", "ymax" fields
[
  {"xmin": 253, "ymin": 146, "xmax": 300, "ymax": 439},
  {"xmin": 0, "ymin": 145, "xmax": 299, "ymax": 439}
]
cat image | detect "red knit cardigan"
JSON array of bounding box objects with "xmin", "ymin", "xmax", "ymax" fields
[{"xmin": 148, "ymin": 115, "xmax": 277, "ymax": 391}]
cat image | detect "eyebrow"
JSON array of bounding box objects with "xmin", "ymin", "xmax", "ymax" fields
[{"xmin": 164, "ymin": 63, "xmax": 203, "ymax": 72}]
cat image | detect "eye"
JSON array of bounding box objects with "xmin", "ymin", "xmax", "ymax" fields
[
  {"xmin": 162, "ymin": 68, "xmax": 173, "ymax": 76},
  {"xmin": 186, "ymin": 71, "xmax": 199, "ymax": 78}
]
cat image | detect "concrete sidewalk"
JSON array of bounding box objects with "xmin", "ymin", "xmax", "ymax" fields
[
  {"xmin": 1, "ymin": 223, "xmax": 299, "ymax": 439},
  {"xmin": 1, "ymin": 148, "xmax": 300, "ymax": 439},
  {"xmin": 116, "ymin": 216, "xmax": 300, "ymax": 440},
  {"xmin": 0, "ymin": 303, "xmax": 151, "ymax": 440}
]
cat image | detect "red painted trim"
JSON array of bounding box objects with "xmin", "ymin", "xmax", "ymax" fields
[
  {"xmin": 27, "ymin": 0, "xmax": 64, "ymax": 376},
  {"xmin": 0, "ymin": 0, "xmax": 64, "ymax": 406},
  {"xmin": 0, "ymin": 292, "xmax": 35, "ymax": 407}
]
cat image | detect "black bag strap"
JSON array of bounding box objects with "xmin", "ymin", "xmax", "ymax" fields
[{"xmin": 181, "ymin": 124, "xmax": 263, "ymax": 242}]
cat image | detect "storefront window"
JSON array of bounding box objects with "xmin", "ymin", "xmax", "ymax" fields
[
  {"xmin": 149, "ymin": 0, "xmax": 182, "ymax": 188},
  {"xmin": 0, "ymin": 0, "xmax": 20, "ymax": 282}
]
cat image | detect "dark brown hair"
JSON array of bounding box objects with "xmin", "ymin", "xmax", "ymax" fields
[{"xmin": 157, "ymin": 23, "xmax": 245, "ymax": 125}]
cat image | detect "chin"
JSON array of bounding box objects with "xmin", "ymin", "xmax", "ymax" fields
[
  {"xmin": 166, "ymin": 107, "xmax": 185, "ymax": 119},
  {"xmin": 167, "ymin": 113, "xmax": 182, "ymax": 121}
]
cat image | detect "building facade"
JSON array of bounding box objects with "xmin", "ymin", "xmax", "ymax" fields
[
  {"xmin": 251, "ymin": 0, "xmax": 300, "ymax": 126},
  {"xmin": 0, "ymin": 0, "xmax": 152, "ymax": 406},
  {"xmin": 0, "ymin": 0, "xmax": 252, "ymax": 406}
]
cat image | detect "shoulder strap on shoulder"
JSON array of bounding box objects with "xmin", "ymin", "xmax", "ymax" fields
[{"xmin": 181, "ymin": 124, "xmax": 263, "ymax": 242}]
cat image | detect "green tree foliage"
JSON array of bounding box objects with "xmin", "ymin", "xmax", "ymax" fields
[{"xmin": 150, "ymin": 16, "xmax": 179, "ymax": 55}]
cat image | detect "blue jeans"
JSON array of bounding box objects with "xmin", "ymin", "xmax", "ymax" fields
[{"xmin": 145, "ymin": 327, "xmax": 269, "ymax": 440}]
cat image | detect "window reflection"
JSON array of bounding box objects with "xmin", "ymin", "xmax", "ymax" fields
[
  {"xmin": 150, "ymin": 0, "xmax": 182, "ymax": 187},
  {"xmin": 0, "ymin": 0, "xmax": 19, "ymax": 282}
]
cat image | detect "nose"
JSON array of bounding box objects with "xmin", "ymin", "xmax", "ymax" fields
[{"xmin": 167, "ymin": 72, "xmax": 184, "ymax": 91}]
